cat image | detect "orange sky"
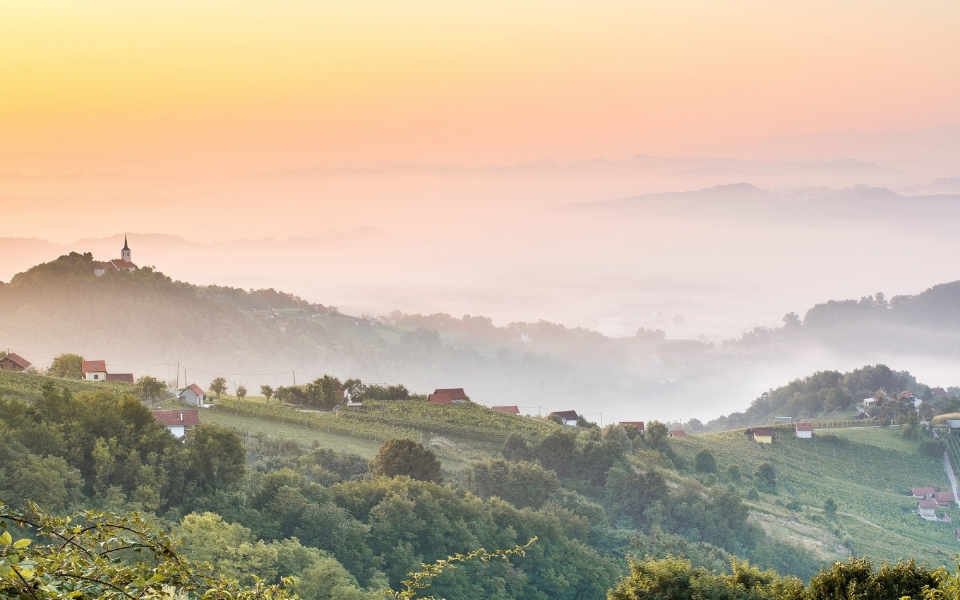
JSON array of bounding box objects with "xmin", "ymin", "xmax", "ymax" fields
[{"xmin": 2, "ymin": 1, "xmax": 959, "ymax": 167}]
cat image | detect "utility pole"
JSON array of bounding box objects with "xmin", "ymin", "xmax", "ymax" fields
[
  {"xmin": 292, "ymin": 371, "xmax": 296, "ymax": 386},
  {"xmin": 176, "ymin": 362, "xmax": 180, "ymax": 388}
]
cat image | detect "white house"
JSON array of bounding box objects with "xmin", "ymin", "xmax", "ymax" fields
[
  {"xmin": 151, "ymin": 410, "xmax": 200, "ymax": 438},
  {"xmin": 919, "ymin": 499, "xmax": 939, "ymax": 521},
  {"xmin": 82, "ymin": 360, "xmax": 108, "ymax": 381},
  {"xmin": 795, "ymin": 422, "xmax": 814, "ymax": 439},
  {"xmin": 178, "ymin": 383, "xmax": 206, "ymax": 407}
]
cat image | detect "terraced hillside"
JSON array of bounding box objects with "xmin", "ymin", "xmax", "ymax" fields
[
  {"xmin": 669, "ymin": 427, "xmax": 957, "ymax": 565},
  {"xmin": 0, "ymin": 369, "xmax": 135, "ymax": 401}
]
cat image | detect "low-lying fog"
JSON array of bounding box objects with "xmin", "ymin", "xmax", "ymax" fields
[{"xmin": 3, "ymin": 124, "xmax": 960, "ymax": 419}]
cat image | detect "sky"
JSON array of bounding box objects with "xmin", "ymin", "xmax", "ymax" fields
[
  {"xmin": 3, "ymin": 1, "xmax": 960, "ymax": 404},
  {"xmin": 2, "ymin": 1, "xmax": 960, "ymax": 168}
]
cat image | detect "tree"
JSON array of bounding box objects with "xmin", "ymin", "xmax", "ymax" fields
[
  {"xmin": 755, "ymin": 462, "xmax": 777, "ymax": 492},
  {"xmin": 646, "ymin": 420, "xmax": 669, "ymax": 448},
  {"xmin": 261, "ymin": 384, "xmax": 274, "ymax": 401},
  {"xmin": 236, "ymin": 383, "xmax": 248, "ymax": 401},
  {"xmin": 466, "ymin": 459, "xmax": 559, "ymax": 508},
  {"xmin": 370, "ymin": 439, "xmax": 442, "ymax": 483},
  {"xmin": 209, "ymin": 376, "xmax": 228, "ymax": 398},
  {"xmin": 824, "ymin": 497, "xmax": 837, "ymax": 518},
  {"xmin": 47, "ymin": 353, "xmax": 83, "ymax": 379},
  {"xmin": 694, "ymin": 449, "xmax": 718, "ymax": 474},
  {"xmin": 135, "ymin": 375, "xmax": 167, "ymax": 402},
  {"xmin": 183, "ymin": 424, "xmax": 246, "ymax": 492}
]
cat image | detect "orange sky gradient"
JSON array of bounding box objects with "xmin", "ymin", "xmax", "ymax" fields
[{"xmin": 2, "ymin": 0, "xmax": 960, "ymax": 167}]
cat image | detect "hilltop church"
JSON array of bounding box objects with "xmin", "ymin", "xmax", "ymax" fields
[{"xmin": 94, "ymin": 236, "xmax": 138, "ymax": 276}]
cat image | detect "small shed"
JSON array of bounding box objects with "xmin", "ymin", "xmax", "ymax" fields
[
  {"xmin": 620, "ymin": 421, "xmax": 645, "ymax": 431},
  {"xmin": 548, "ymin": 410, "xmax": 580, "ymax": 426},
  {"xmin": 151, "ymin": 409, "xmax": 200, "ymax": 438},
  {"xmin": 0, "ymin": 352, "xmax": 31, "ymax": 372},
  {"xmin": 178, "ymin": 383, "xmax": 206, "ymax": 407},
  {"xmin": 919, "ymin": 499, "xmax": 939, "ymax": 521},
  {"xmin": 428, "ymin": 388, "xmax": 469, "ymax": 404},
  {"xmin": 668, "ymin": 429, "xmax": 687, "ymax": 438},
  {"xmin": 491, "ymin": 406, "xmax": 520, "ymax": 414},
  {"xmin": 749, "ymin": 427, "xmax": 775, "ymax": 444},
  {"xmin": 795, "ymin": 422, "xmax": 814, "ymax": 439}
]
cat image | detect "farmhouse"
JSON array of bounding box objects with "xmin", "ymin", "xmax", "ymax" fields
[
  {"xmin": 0, "ymin": 352, "xmax": 31, "ymax": 372},
  {"xmin": 548, "ymin": 410, "xmax": 580, "ymax": 426},
  {"xmin": 935, "ymin": 491, "xmax": 956, "ymax": 507},
  {"xmin": 919, "ymin": 499, "xmax": 939, "ymax": 521},
  {"xmin": 620, "ymin": 421, "xmax": 645, "ymax": 431},
  {"xmin": 151, "ymin": 410, "xmax": 200, "ymax": 439},
  {"xmin": 94, "ymin": 236, "xmax": 138, "ymax": 276},
  {"xmin": 178, "ymin": 384, "xmax": 206, "ymax": 407},
  {"xmin": 912, "ymin": 487, "xmax": 937, "ymax": 499},
  {"xmin": 428, "ymin": 388, "xmax": 469, "ymax": 404},
  {"xmin": 669, "ymin": 429, "xmax": 687, "ymax": 438},
  {"xmin": 80, "ymin": 360, "xmax": 134, "ymax": 383},
  {"xmin": 491, "ymin": 405, "xmax": 520, "ymax": 414},
  {"xmin": 795, "ymin": 422, "xmax": 814, "ymax": 439},
  {"xmin": 747, "ymin": 427, "xmax": 775, "ymax": 444}
]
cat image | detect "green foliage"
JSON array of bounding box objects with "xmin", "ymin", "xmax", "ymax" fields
[
  {"xmin": 370, "ymin": 439, "xmax": 443, "ymax": 483},
  {"xmin": 465, "ymin": 458, "xmax": 560, "ymax": 508},
  {"xmin": 695, "ymin": 449, "xmax": 718, "ymax": 473},
  {"xmin": 807, "ymin": 557, "xmax": 944, "ymax": 600},
  {"xmin": 823, "ymin": 497, "xmax": 837, "ymax": 518},
  {"xmin": 136, "ymin": 374, "xmax": 168, "ymax": 402},
  {"xmin": 236, "ymin": 383, "xmax": 248, "ymax": 400},
  {"xmin": 261, "ymin": 384, "xmax": 274, "ymax": 401},
  {"xmin": 47, "ymin": 353, "xmax": 83, "ymax": 379},
  {"xmin": 210, "ymin": 377, "xmax": 228, "ymax": 398},
  {"xmin": 0, "ymin": 502, "xmax": 297, "ymax": 599},
  {"xmin": 755, "ymin": 462, "xmax": 777, "ymax": 492},
  {"xmin": 608, "ymin": 555, "xmax": 805, "ymax": 600},
  {"xmin": 646, "ymin": 421, "xmax": 669, "ymax": 448}
]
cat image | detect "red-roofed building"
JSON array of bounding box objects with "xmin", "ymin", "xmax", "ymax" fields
[
  {"xmin": 919, "ymin": 499, "xmax": 939, "ymax": 520},
  {"xmin": 620, "ymin": 421, "xmax": 645, "ymax": 431},
  {"xmin": 548, "ymin": 410, "xmax": 580, "ymax": 426},
  {"xmin": 94, "ymin": 236, "xmax": 138, "ymax": 276},
  {"xmin": 912, "ymin": 487, "xmax": 936, "ymax": 499},
  {"xmin": 795, "ymin": 422, "xmax": 814, "ymax": 439},
  {"xmin": 428, "ymin": 388, "xmax": 469, "ymax": 404},
  {"xmin": 491, "ymin": 405, "xmax": 520, "ymax": 414},
  {"xmin": 151, "ymin": 410, "xmax": 200, "ymax": 438},
  {"xmin": 669, "ymin": 429, "xmax": 687, "ymax": 438},
  {"xmin": 748, "ymin": 427, "xmax": 775, "ymax": 444},
  {"xmin": 935, "ymin": 491, "xmax": 955, "ymax": 507},
  {"xmin": 81, "ymin": 360, "xmax": 133, "ymax": 383},
  {"xmin": 178, "ymin": 383, "xmax": 206, "ymax": 407},
  {"xmin": 0, "ymin": 352, "xmax": 31, "ymax": 372}
]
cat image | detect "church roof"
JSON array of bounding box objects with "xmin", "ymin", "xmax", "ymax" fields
[
  {"xmin": 123, "ymin": 235, "xmax": 129, "ymax": 250},
  {"xmin": 110, "ymin": 259, "xmax": 137, "ymax": 270}
]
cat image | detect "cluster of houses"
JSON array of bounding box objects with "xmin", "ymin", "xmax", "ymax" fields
[{"xmin": 912, "ymin": 486, "xmax": 957, "ymax": 521}]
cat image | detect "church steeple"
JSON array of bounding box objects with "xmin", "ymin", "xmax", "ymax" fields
[{"xmin": 121, "ymin": 235, "xmax": 131, "ymax": 263}]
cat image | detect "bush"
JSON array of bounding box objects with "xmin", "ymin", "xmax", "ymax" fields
[{"xmin": 370, "ymin": 438, "xmax": 442, "ymax": 483}]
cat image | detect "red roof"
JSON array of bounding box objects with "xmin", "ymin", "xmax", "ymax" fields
[
  {"xmin": 180, "ymin": 383, "xmax": 205, "ymax": 397},
  {"xmin": 82, "ymin": 360, "xmax": 107, "ymax": 373},
  {"xmin": 151, "ymin": 410, "xmax": 200, "ymax": 427},
  {"xmin": 919, "ymin": 499, "xmax": 939, "ymax": 510},
  {"xmin": 912, "ymin": 487, "xmax": 936, "ymax": 498},
  {"xmin": 106, "ymin": 373, "xmax": 134, "ymax": 383},
  {"xmin": 796, "ymin": 422, "xmax": 814, "ymax": 432},
  {"xmin": 669, "ymin": 429, "xmax": 686, "ymax": 437},
  {"xmin": 491, "ymin": 405, "xmax": 520, "ymax": 414},
  {"xmin": 751, "ymin": 427, "xmax": 776, "ymax": 437},
  {"xmin": 1, "ymin": 352, "xmax": 31, "ymax": 369},
  {"xmin": 935, "ymin": 491, "xmax": 955, "ymax": 503},
  {"xmin": 428, "ymin": 388, "xmax": 468, "ymax": 404},
  {"xmin": 110, "ymin": 259, "xmax": 138, "ymax": 270},
  {"xmin": 620, "ymin": 421, "xmax": 645, "ymax": 430}
]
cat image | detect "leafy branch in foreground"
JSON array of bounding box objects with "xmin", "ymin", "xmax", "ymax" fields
[
  {"xmin": 385, "ymin": 537, "xmax": 537, "ymax": 600},
  {"xmin": 0, "ymin": 502, "xmax": 294, "ymax": 599}
]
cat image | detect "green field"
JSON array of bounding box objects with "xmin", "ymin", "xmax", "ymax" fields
[
  {"xmin": 670, "ymin": 428, "xmax": 957, "ymax": 565},
  {"xmin": 0, "ymin": 369, "xmax": 135, "ymax": 400}
]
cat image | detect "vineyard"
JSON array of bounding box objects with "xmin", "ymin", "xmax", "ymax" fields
[
  {"xmin": 943, "ymin": 432, "xmax": 960, "ymax": 476},
  {"xmin": 0, "ymin": 369, "xmax": 135, "ymax": 401},
  {"xmin": 212, "ymin": 398, "xmax": 559, "ymax": 445},
  {"xmin": 668, "ymin": 428, "xmax": 957, "ymax": 565}
]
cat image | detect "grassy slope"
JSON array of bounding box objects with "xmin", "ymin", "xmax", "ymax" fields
[
  {"xmin": 670, "ymin": 427, "xmax": 957, "ymax": 565},
  {"xmin": 0, "ymin": 369, "xmax": 134, "ymax": 400}
]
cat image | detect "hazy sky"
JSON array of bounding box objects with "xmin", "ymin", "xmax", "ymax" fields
[{"xmin": 3, "ymin": 1, "xmax": 960, "ymax": 168}]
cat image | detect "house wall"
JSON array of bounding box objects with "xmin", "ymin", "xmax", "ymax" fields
[
  {"xmin": 84, "ymin": 372, "xmax": 105, "ymax": 381},
  {"xmin": 180, "ymin": 391, "xmax": 201, "ymax": 406},
  {"xmin": 754, "ymin": 435, "xmax": 774, "ymax": 444},
  {"xmin": 796, "ymin": 430, "xmax": 813, "ymax": 439},
  {"xmin": 167, "ymin": 425, "xmax": 186, "ymax": 438},
  {"xmin": 0, "ymin": 358, "xmax": 26, "ymax": 372}
]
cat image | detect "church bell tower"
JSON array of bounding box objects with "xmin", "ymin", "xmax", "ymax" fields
[{"xmin": 121, "ymin": 235, "xmax": 131, "ymax": 263}]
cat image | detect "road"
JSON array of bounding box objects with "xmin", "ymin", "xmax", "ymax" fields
[{"xmin": 943, "ymin": 450, "xmax": 960, "ymax": 508}]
